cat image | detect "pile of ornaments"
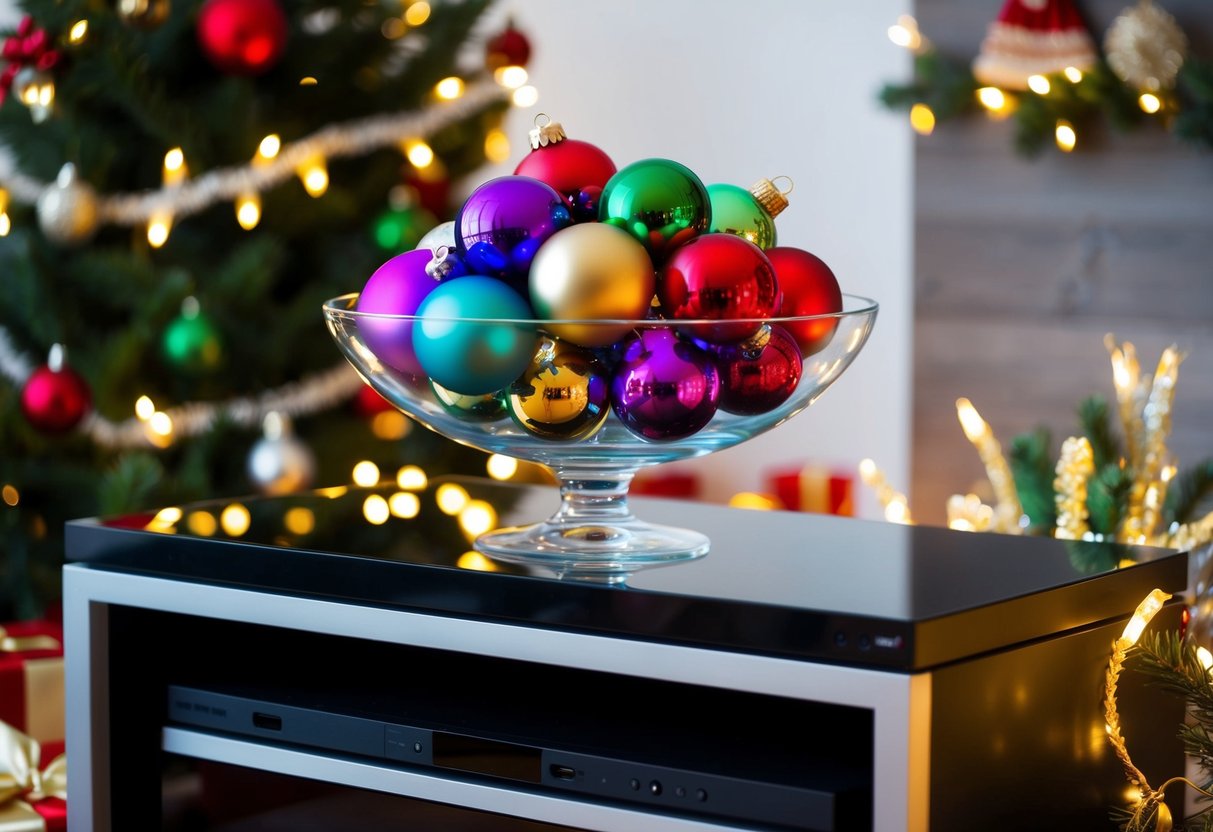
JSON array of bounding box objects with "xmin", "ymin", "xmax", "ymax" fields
[{"xmin": 355, "ymin": 119, "xmax": 844, "ymax": 443}]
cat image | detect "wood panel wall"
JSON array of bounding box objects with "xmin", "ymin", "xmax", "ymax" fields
[{"xmin": 911, "ymin": 0, "xmax": 1213, "ymax": 525}]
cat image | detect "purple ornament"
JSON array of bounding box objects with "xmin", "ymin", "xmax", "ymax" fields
[
  {"xmin": 610, "ymin": 328, "xmax": 720, "ymax": 441},
  {"xmin": 711, "ymin": 324, "xmax": 803, "ymax": 415},
  {"xmin": 456, "ymin": 175, "xmax": 572, "ymax": 287},
  {"xmin": 356, "ymin": 249, "xmax": 442, "ymax": 375}
]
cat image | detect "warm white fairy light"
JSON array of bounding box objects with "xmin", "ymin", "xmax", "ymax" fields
[
  {"xmin": 486, "ymin": 454, "xmax": 517, "ymax": 480},
  {"xmin": 1028, "ymin": 74, "xmax": 1051, "ymax": 95},
  {"xmin": 362, "ymin": 494, "xmax": 390, "ymax": 524},
  {"xmin": 388, "ymin": 491, "xmax": 420, "ymax": 519},
  {"xmin": 909, "ymin": 103, "xmax": 935, "ymax": 135},
  {"xmin": 484, "ymin": 128, "xmax": 510, "ymax": 163},
  {"xmin": 458, "ymin": 499, "xmax": 497, "ymax": 538},
  {"xmin": 352, "ymin": 460, "xmax": 380, "ymax": 487},
  {"xmin": 235, "ymin": 193, "xmax": 261, "ymax": 230},
  {"xmin": 494, "ymin": 66, "xmax": 529, "ymax": 90},
  {"xmin": 68, "ymin": 20, "xmax": 88, "ymax": 44},
  {"xmin": 299, "ymin": 157, "xmax": 329, "ymax": 197},
  {"xmin": 134, "ymin": 395, "xmax": 155, "ymax": 421},
  {"xmin": 284, "ymin": 506, "xmax": 315, "ymax": 535},
  {"xmin": 148, "ymin": 411, "xmax": 173, "ymax": 439},
  {"xmin": 396, "ymin": 465, "xmax": 427, "ymax": 491},
  {"xmin": 187, "ymin": 511, "xmax": 217, "ymax": 537},
  {"xmin": 404, "ymin": 1, "xmax": 431, "ymax": 25},
  {"xmin": 2, "ymin": 484, "xmax": 18, "ymax": 506},
  {"xmin": 435, "ymin": 77, "xmax": 464, "ymax": 100},
  {"xmin": 1139, "ymin": 93, "xmax": 1162, "ymax": 114},
  {"xmin": 858, "ymin": 458, "xmax": 914, "ymax": 524},
  {"xmin": 220, "ymin": 503, "xmax": 250, "ymax": 537},
  {"xmin": 1055, "ymin": 120, "xmax": 1077, "ymax": 152},
  {"xmin": 405, "ymin": 140, "xmax": 435, "ymax": 168},
  {"xmin": 147, "ymin": 214, "xmax": 171, "ymax": 248},
  {"xmin": 163, "ymin": 147, "xmax": 187, "ymax": 185},
  {"xmin": 977, "ymin": 87, "xmax": 1007, "ymax": 111},
  {"xmin": 512, "ymin": 86, "xmax": 539, "ymax": 108},
  {"xmin": 1063, "ymin": 66, "xmax": 1084, "ymax": 83},
  {"xmin": 436, "ymin": 482, "xmax": 469, "ymax": 515},
  {"xmin": 956, "ymin": 397, "xmax": 1023, "ymax": 533},
  {"xmin": 456, "ymin": 551, "xmax": 498, "ymax": 572},
  {"xmin": 258, "ymin": 134, "xmax": 282, "ymax": 160}
]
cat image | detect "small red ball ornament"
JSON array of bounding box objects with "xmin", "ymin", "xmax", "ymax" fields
[
  {"xmin": 20, "ymin": 345, "xmax": 91, "ymax": 434},
  {"xmin": 197, "ymin": 0, "xmax": 288, "ymax": 76},
  {"xmin": 766, "ymin": 247, "xmax": 843, "ymax": 357},
  {"xmin": 485, "ymin": 20, "xmax": 531, "ymax": 70},
  {"xmin": 514, "ymin": 118, "xmax": 616, "ymax": 223}
]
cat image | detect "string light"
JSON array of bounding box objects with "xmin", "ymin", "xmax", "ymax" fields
[
  {"xmin": 494, "ymin": 66, "xmax": 528, "ymax": 90},
  {"xmin": 435, "ymin": 482, "xmax": 469, "ymax": 515},
  {"xmin": 484, "ymin": 128, "xmax": 511, "ymax": 163},
  {"xmin": 284, "ymin": 506, "xmax": 315, "ymax": 535},
  {"xmin": 235, "ymin": 193, "xmax": 261, "ymax": 230},
  {"xmin": 396, "ymin": 465, "xmax": 427, "ymax": 490},
  {"xmin": 362, "ymin": 494, "xmax": 390, "ymax": 524},
  {"xmin": 68, "ymin": 20, "xmax": 88, "ymax": 44},
  {"xmin": 435, "ymin": 77, "xmax": 464, "ymax": 100},
  {"xmin": 187, "ymin": 511, "xmax": 217, "ymax": 537},
  {"xmin": 388, "ymin": 492, "xmax": 420, "ymax": 519},
  {"xmin": 485, "ymin": 454, "xmax": 517, "ymax": 480},
  {"xmin": 1055, "ymin": 120, "xmax": 1077, "ymax": 152},
  {"xmin": 2, "ymin": 484, "xmax": 18, "ymax": 506},
  {"xmin": 458, "ymin": 499, "xmax": 497, "ymax": 538},
  {"xmin": 351, "ymin": 460, "xmax": 380, "ymax": 487},
  {"xmin": 456, "ymin": 551, "xmax": 499, "ymax": 572},
  {"xmin": 220, "ymin": 503, "xmax": 250, "ymax": 537},
  {"xmin": 1027, "ymin": 74, "xmax": 1051, "ymax": 95},
  {"xmin": 977, "ymin": 86, "xmax": 1007, "ymax": 111},
  {"xmin": 0, "ymin": 189, "xmax": 10, "ymax": 236},
  {"xmin": 956, "ymin": 397, "xmax": 1023, "ymax": 533},
  {"xmin": 403, "ymin": 1, "xmax": 431, "ymax": 26},
  {"xmin": 887, "ymin": 15, "xmax": 923, "ymax": 51},
  {"xmin": 1064, "ymin": 66, "xmax": 1084, "ymax": 83},
  {"xmin": 1139, "ymin": 93, "xmax": 1162, "ymax": 114},
  {"xmin": 298, "ymin": 156, "xmax": 328, "ymax": 197},
  {"xmin": 858, "ymin": 458, "xmax": 914, "ymax": 524},
  {"xmin": 512, "ymin": 86, "xmax": 539, "ymax": 108},
  {"xmin": 404, "ymin": 139, "xmax": 435, "ymax": 168},
  {"xmin": 909, "ymin": 103, "xmax": 936, "ymax": 135}
]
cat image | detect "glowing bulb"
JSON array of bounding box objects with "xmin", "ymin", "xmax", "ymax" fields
[
  {"xmin": 885, "ymin": 499, "xmax": 912, "ymax": 524},
  {"xmin": 236, "ymin": 194, "xmax": 261, "ymax": 230},
  {"xmin": 404, "ymin": 1, "xmax": 431, "ymax": 25},
  {"xmin": 389, "ymin": 492, "xmax": 420, "ymax": 519},
  {"xmin": 458, "ymin": 500, "xmax": 497, "ymax": 537},
  {"xmin": 909, "ymin": 103, "xmax": 935, "ymax": 135},
  {"xmin": 299, "ymin": 158, "xmax": 328, "ymax": 197},
  {"xmin": 1063, "ymin": 66, "xmax": 1083, "ymax": 83},
  {"xmin": 135, "ymin": 395, "xmax": 155, "ymax": 420},
  {"xmin": 397, "ymin": 466, "xmax": 428, "ymax": 490},
  {"xmin": 1055, "ymin": 120, "xmax": 1077, "ymax": 152},
  {"xmin": 187, "ymin": 511, "xmax": 217, "ymax": 537},
  {"xmin": 284, "ymin": 507, "xmax": 315, "ymax": 535},
  {"xmin": 257, "ymin": 134, "xmax": 281, "ymax": 160},
  {"xmin": 163, "ymin": 147, "xmax": 187, "ymax": 184},
  {"xmin": 1119, "ymin": 589, "xmax": 1171, "ymax": 646},
  {"xmin": 977, "ymin": 87, "xmax": 1006, "ymax": 111},
  {"xmin": 956, "ymin": 398, "xmax": 987, "ymax": 442},
  {"xmin": 456, "ymin": 551, "xmax": 499, "ymax": 572},
  {"xmin": 2, "ymin": 484, "xmax": 19, "ymax": 506},
  {"xmin": 370, "ymin": 410, "xmax": 409, "ymax": 440},
  {"xmin": 299, "ymin": 76, "xmax": 318, "ymax": 86},
  {"xmin": 221, "ymin": 503, "xmax": 251, "ymax": 537},
  {"xmin": 68, "ymin": 20, "xmax": 88, "ymax": 44},
  {"xmin": 486, "ymin": 454, "xmax": 518, "ymax": 480},
  {"xmin": 495, "ymin": 66, "xmax": 529, "ymax": 90},
  {"xmin": 436, "ymin": 482, "xmax": 469, "ymax": 515},
  {"xmin": 1138, "ymin": 93, "xmax": 1161, "ymax": 114},
  {"xmin": 352, "ymin": 460, "xmax": 381, "ymax": 487},
  {"xmin": 435, "ymin": 76, "xmax": 464, "ymax": 100},
  {"xmin": 363, "ymin": 494, "xmax": 390, "ymax": 525},
  {"xmin": 405, "ymin": 140, "xmax": 434, "ymax": 169},
  {"xmin": 147, "ymin": 215, "xmax": 171, "ymax": 248},
  {"xmin": 149, "ymin": 411, "xmax": 173, "ymax": 437},
  {"xmin": 512, "ymin": 85, "xmax": 539, "ymax": 108},
  {"xmin": 0, "ymin": 213, "xmax": 10, "ymax": 236},
  {"xmin": 1027, "ymin": 75, "xmax": 1051, "ymax": 95},
  {"xmin": 153, "ymin": 506, "xmax": 183, "ymax": 525},
  {"xmin": 1198, "ymin": 646, "xmax": 1213, "ymax": 671}
]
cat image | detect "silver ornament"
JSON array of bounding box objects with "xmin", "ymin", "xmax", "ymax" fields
[
  {"xmin": 37, "ymin": 164, "xmax": 100, "ymax": 245},
  {"xmin": 247, "ymin": 412, "xmax": 316, "ymax": 495},
  {"xmin": 415, "ymin": 220, "xmax": 456, "ymax": 253}
]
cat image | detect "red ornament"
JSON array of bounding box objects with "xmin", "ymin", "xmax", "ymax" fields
[
  {"xmin": 353, "ymin": 383, "xmax": 395, "ymax": 417},
  {"xmin": 20, "ymin": 349, "xmax": 91, "ymax": 434},
  {"xmin": 514, "ymin": 120, "xmax": 616, "ymax": 223},
  {"xmin": 0, "ymin": 15, "xmax": 62, "ymax": 105},
  {"xmin": 658, "ymin": 233, "xmax": 781, "ymax": 344},
  {"xmin": 767, "ymin": 246, "xmax": 843, "ymax": 357},
  {"xmin": 485, "ymin": 20, "xmax": 531, "ymax": 70},
  {"xmin": 711, "ymin": 325, "xmax": 804, "ymax": 415},
  {"xmin": 197, "ymin": 0, "xmax": 288, "ymax": 76}
]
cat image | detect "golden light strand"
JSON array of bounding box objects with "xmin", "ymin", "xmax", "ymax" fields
[
  {"xmin": 1106, "ymin": 334, "xmax": 1145, "ymax": 475},
  {"xmin": 1054, "ymin": 436, "xmax": 1094, "ymax": 540},
  {"xmin": 1122, "ymin": 346, "xmax": 1184, "ymax": 543},
  {"xmin": 956, "ymin": 397, "xmax": 1023, "ymax": 533},
  {"xmin": 1169, "ymin": 511, "xmax": 1213, "ymax": 553},
  {"xmin": 858, "ymin": 458, "xmax": 914, "ymax": 524},
  {"xmin": 945, "ymin": 493, "xmax": 994, "ymax": 532}
]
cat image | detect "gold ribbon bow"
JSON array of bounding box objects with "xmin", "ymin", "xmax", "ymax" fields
[
  {"xmin": 0, "ymin": 721, "xmax": 66, "ymax": 831},
  {"xmin": 0, "ymin": 629, "xmax": 59, "ymax": 654}
]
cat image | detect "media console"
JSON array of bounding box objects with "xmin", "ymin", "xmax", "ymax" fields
[{"xmin": 63, "ymin": 476, "xmax": 1189, "ymax": 830}]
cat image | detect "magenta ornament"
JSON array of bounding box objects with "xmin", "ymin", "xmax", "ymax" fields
[
  {"xmin": 610, "ymin": 328, "xmax": 719, "ymax": 441},
  {"xmin": 356, "ymin": 249, "xmax": 442, "ymax": 375}
]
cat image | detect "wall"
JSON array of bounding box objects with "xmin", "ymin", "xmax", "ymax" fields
[
  {"xmin": 480, "ymin": 1, "xmax": 914, "ymax": 515},
  {"xmin": 911, "ymin": 0, "xmax": 1213, "ymax": 525}
]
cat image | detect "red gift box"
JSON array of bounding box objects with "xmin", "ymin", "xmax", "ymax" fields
[
  {"xmin": 767, "ymin": 464, "xmax": 854, "ymax": 516},
  {"xmin": 0, "ymin": 728, "xmax": 67, "ymax": 831},
  {"xmin": 0, "ymin": 621, "xmax": 65, "ymax": 746}
]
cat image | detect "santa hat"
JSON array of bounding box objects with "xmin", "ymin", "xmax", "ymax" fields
[{"xmin": 972, "ymin": 0, "xmax": 1098, "ymax": 90}]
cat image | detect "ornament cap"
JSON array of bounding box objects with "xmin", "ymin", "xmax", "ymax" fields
[
  {"xmin": 750, "ymin": 177, "xmax": 791, "ymax": 219},
  {"xmin": 529, "ymin": 113, "xmax": 567, "ymax": 149},
  {"xmin": 47, "ymin": 342, "xmax": 65, "ymax": 372}
]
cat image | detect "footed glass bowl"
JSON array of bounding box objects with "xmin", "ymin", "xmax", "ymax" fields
[{"xmin": 324, "ymin": 292, "xmax": 877, "ymax": 583}]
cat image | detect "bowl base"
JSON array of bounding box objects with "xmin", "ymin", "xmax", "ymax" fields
[{"xmin": 475, "ymin": 520, "xmax": 709, "ymax": 584}]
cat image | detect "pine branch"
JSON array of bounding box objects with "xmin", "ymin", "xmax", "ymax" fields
[
  {"xmin": 1009, "ymin": 426, "xmax": 1057, "ymax": 532},
  {"xmin": 1167, "ymin": 458, "xmax": 1213, "ymax": 526},
  {"xmin": 1088, "ymin": 463, "xmax": 1133, "ymax": 537},
  {"xmin": 1078, "ymin": 394, "xmax": 1121, "ymax": 472}
]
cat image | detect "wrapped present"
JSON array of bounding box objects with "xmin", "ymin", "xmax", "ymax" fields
[
  {"xmin": 767, "ymin": 463, "xmax": 854, "ymax": 516},
  {"xmin": 0, "ymin": 720, "xmax": 67, "ymax": 831},
  {"xmin": 0, "ymin": 622, "xmax": 64, "ymax": 746}
]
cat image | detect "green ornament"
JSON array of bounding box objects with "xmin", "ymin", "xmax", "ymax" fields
[
  {"xmin": 598, "ymin": 158, "xmax": 710, "ymax": 262},
  {"xmin": 162, "ymin": 298, "xmax": 222, "ymax": 372},
  {"xmin": 373, "ymin": 205, "xmax": 437, "ymax": 253},
  {"xmin": 707, "ymin": 181, "xmax": 785, "ymax": 250}
]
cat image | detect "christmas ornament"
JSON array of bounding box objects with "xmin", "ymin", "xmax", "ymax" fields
[
  {"xmin": 19, "ymin": 344, "xmax": 91, "ymax": 434},
  {"xmin": 357, "ymin": 249, "xmax": 444, "ymax": 376},
  {"xmin": 432, "ymin": 381, "xmax": 509, "ymax": 422},
  {"xmin": 1105, "ymin": 0, "xmax": 1188, "ymax": 92},
  {"xmin": 514, "ymin": 117, "xmax": 617, "ymax": 223},
  {"xmin": 485, "ymin": 19, "xmax": 531, "ymax": 70},
  {"xmin": 599, "ymin": 158, "xmax": 711, "ymax": 263},
  {"xmin": 658, "ymin": 233, "xmax": 780, "ymax": 344},
  {"xmin": 710, "ymin": 325, "xmax": 803, "ymax": 415},
  {"xmin": 117, "ymin": 0, "xmax": 171, "ymax": 30},
  {"xmin": 373, "ymin": 204, "xmax": 437, "ymax": 253},
  {"xmin": 247, "ymin": 412, "xmax": 315, "ymax": 495},
  {"xmin": 415, "ymin": 220, "xmax": 457, "ymax": 253},
  {"xmin": 706, "ymin": 178, "xmax": 790, "ymax": 250},
  {"xmin": 972, "ymin": 0, "xmax": 1098, "ymax": 91},
  {"xmin": 507, "ymin": 338, "xmax": 610, "ymax": 441},
  {"xmin": 36, "ymin": 164, "xmax": 98, "ymax": 245},
  {"xmin": 455, "ymin": 175, "xmax": 571, "ymax": 287},
  {"xmin": 413, "ymin": 275, "xmax": 538, "ymax": 396},
  {"xmin": 353, "ymin": 385, "xmax": 394, "ymax": 417},
  {"xmin": 528, "ymin": 223, "xmax": 655, "ymax": 348},
  {"xmin": 0, "ymin": 15, "xmax": 61, "ymax": 112},
  {"xmin": 196, "ymin": 0, "xmax": 289, "ymax": 76},
  {"xmin": 766, "ymin": 246, "xmax": 843, "ymax": 356},
  {"xmin": 610, "ymin": 328, "xmax": 720, "ymax": 441},
  {"xmin": 162, "ymin": 296, "xmax": 223, "ymax": 373}
]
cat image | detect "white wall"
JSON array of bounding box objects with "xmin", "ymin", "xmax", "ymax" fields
[{"xmin": 478, "ymin": 2, "xmax": 913, "ymax": 518}]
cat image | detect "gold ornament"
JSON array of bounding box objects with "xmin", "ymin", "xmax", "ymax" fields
[
  {"xmin": 36, "ymin": 163, "xmax": 99, "ymax": 245},
  {"xmin": 528, "ymin": 223, "xmax": 655, "ymax": 348},
  {"xmin": 507, "ymin": 339, "xmax": 609, "ymax": 441},
  {"xmin": 1105, "ymin": 0, "xmax": 1188, "ymax": 91},
  {"xmin": 117, "ymin": 0, "xmax": 171, "ymax": 29}
]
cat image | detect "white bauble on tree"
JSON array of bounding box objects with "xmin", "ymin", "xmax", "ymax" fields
[
  {"xmin": 247, "ymin": 412, "xmax": 316, "ymax": 495},
  {"xmin": 37, "ymin": 164, "xmax": 99, "ymax": 245}
]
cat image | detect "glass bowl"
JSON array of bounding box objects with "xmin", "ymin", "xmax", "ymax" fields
[{"xmin": 324, "ymin": 292, "xmax": 878, "ymax": 583}]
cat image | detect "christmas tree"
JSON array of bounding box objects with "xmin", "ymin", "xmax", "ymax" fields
[{"xmin": 0, "ymin": 0, "xmax": 527, "ymax": 618}]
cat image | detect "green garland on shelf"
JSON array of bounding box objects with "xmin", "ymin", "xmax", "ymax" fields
[{"xmin": 879, "ymin": 48, "xmax": 1213, "ymax": 157}]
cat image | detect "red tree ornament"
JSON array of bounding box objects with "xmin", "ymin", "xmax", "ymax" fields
[
  {"xmin": 972, "ymin": 0, "xmax": 1097, "ymax": 90},
  {"xmin": 197, "ymin": 0, "xmax": 289, "ymax": 76},
  {"xmin": 485, "ymin": 19, "xmax": 531, "ymax": 70},
  {"xmin": 514, "ymin": 118, "xmax": 616, "ymax": 223},
  {"xmin": 20, "ymin": 345, "xmax": 91, "ymax": 434}
]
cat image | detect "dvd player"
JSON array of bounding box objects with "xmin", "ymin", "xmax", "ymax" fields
[{"xmin": 166, "ymin": 682, "xmax": 870, "ymax": 831}]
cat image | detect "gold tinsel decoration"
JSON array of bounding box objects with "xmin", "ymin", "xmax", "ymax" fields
[
  {"xmin": 1054, "ymin": 436, "xmax": 1095, "ymax": 541},
  {"xmin": 1105, "ymin": 0, "xmax": 1189, "ymax": 92}
]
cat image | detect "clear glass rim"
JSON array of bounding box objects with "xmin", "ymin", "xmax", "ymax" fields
[{"xmin": 322, "ymin": 292, "xmax": 879, "ymax": 327}]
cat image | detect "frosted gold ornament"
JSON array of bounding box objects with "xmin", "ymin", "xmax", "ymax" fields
[
  {"xmin": 117, "ymin": 0, "xmax": 171, "ymax": 29},
  {"xmin": 1105, "ymin": 0, "xmax": 1188, "ymax": 91},
  {"xmin": 37, "ymin": 163, "xmax": 99, "ymax": 245}
]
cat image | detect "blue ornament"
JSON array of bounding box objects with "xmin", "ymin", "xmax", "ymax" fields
[{"xmin": 413, "ymin": 276, "xmax": 538, "ymax": 396}]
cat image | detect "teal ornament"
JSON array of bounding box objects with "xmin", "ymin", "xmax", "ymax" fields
[
  {"xmin": 598, "ymin": 158, "xmax": 710, "ymax": 262},
  {"xmin": 707, "ymin": 182, "xmax": 782, "ymax": 250},
  {"xmin": 413, "ymin": 276, "xmax": 538, "ymax": 396}
]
